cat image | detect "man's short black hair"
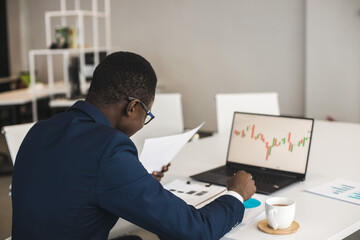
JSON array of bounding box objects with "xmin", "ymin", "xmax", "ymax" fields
[{"xmin": 86, "ymin": 51, "xmax": 157, "ymax": 106}]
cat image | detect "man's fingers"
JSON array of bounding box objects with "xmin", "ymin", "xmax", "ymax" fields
[
  {"xmin": 162, "ymin": 163, "xmax": 171, "ymax": 172},
  {"xmin": 152, "ymin": 171, "xmax": 164, "ymax": 178},
  {"xmin": 152, "ymin": 164, "xmax": 170, "ymax": 182},
  {"xmin": 234, "ymin": 170, "xmax": 252, "ymax": 180},
  {"xmin": 227, "ymin": 170, "xmax": 257, "ymax": 201}
]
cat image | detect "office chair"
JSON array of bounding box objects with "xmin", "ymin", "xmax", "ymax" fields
[
  {"xmin": 215, "ymin": 93, "xmax": 280, "ymax": 135},
  {"xmin": 130, "ymin": 93, "xmax": 184, "ymax": 151},
  {"xmin": 2, "ymin": 123, "xmax": 35, "ymax": 240},
  {"xmin": 2, "ymin": 122, "xmax": 36, "ymax": 165}
]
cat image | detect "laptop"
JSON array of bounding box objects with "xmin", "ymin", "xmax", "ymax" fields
[{"xmin": 191, "ymin": 112, "xmax": 314, "ymax": 194}]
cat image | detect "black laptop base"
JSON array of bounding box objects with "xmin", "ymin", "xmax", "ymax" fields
[{"xmin": 190, "ymin": 166, "xmax": 298, "ymax": 195}]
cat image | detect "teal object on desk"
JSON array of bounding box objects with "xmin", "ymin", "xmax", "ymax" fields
[{"xmin": 244, "ymin": 198, "xmax": 261, "ymax": 209}]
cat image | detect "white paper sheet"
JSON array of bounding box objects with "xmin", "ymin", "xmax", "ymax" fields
[
  {"xmin": 164, "ymin": 179, "xmax": 226, "ymax": 207},
  {"xmin": 306, "ymin": 178, "xmax": 360, "ymax": 205},
  {"xmin": 164, "ymin": 179, "xmax": 266, "ymax": 226},
  {"xmin": 140, "ymin": 122, "xmax": 204, "ymax": 173}
]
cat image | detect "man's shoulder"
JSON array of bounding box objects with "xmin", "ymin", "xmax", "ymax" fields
[{"xmin": 30, "ymin": 112, "xmax": 135, "ymax": 149}]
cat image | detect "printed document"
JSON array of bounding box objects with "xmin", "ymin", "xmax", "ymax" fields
[
  {"xmin": 140, "ymin": 122, "xmax": 204, "ymax": 173},
  {"xmin": 164, "ymin": 179, "xmax": 266, "ymax": 226},
  {"xmin": 306, "ymin": 178, "xmax": 360, "ymax": 205}
]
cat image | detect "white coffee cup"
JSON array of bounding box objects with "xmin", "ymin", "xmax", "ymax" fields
[{"xmin": 265, "ymin": 197, "xmax": 295, "ymax": 230}]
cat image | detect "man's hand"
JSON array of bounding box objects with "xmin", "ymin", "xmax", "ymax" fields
[
  {"xmin": 152, "ymin": 163, "xmax": 171, "ymax": 181},
  {"xmin": 227, "ymin": 170, "xmax": 256, "ymax": 201}
]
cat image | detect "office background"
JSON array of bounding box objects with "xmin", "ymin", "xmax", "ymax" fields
[
  {"xmin": 1, "ymin": 0, "xmax": 360, "ymax": 239},
  {"xmin": 6, "ymin": 0, "xmax": 360, "ymax": 131}
]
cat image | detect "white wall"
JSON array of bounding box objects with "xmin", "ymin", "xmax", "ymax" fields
[
  {"xmin": 13, "ymin": 0, "xmax": 354, "ymax": 131},
  {"xmin": 112, "ymin": 0, "xmax": 306, "ymax": 131},
  {"xmin": 306, "ymin": 0, "xmax": 360, "ymax": 123}
]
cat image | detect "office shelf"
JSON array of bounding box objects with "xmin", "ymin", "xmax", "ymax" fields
[
  {"xmin": 29, "ymin": 0, "xmax": 112, "ymax": 121},
  {"xmin": 45, "ymin": 10, "xmax": 107, "ymax": 18}
]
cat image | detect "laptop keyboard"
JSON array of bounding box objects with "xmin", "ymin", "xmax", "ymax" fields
[
  {"xmin": 213, "ymin": 166, "xmax": 285, "ymax": 184},
  {"xmin": 191, "ymin": 165, "xmax": 298, "ymax": 194},
  {"xmin": 251, "ymin": 171, "xmax": 280, "ymax": 184},
  {"xmin": 213, "ymin": 166, "xmax": 236, "ymax": 176}
]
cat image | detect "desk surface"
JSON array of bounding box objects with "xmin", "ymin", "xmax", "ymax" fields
[
  {"xmin": 0, "ymin": 83, "xmax": 66, "ymax": 106},
  {"xmin": 48, "ymin": 98, "xmax": 81, "ymax": 108},
  {"xmin": 160, "ymin": 120, "xmax": 360, "ymax": 240}
]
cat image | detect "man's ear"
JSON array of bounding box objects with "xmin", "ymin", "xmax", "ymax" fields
[{"xmin": 125, "ymin": 100, "xmax": 139, "ymax": 116}]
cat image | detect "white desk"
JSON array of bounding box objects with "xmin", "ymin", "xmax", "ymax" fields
[
  {"xmin": 0, "ymin": 83, "xmax": 66, "ymax": 122},
  {"xmin": 159, "ymin": 120, "xmax": 360, "ymax": 239},
  {"xmin": 48, "ymin": 98, "xmax": 80, "ymax": 108},
  {"xmin": 0, "ymin": 83, "xmax": 66, "ymax": 106}
]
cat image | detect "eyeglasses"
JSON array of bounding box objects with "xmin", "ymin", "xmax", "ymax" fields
[{"xmin": 128, "ymin": 97, "xmax": 155, "ymax": 125}]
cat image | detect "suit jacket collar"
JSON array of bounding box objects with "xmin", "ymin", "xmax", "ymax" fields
[{"xmin": 69, "ymin": 100, "xmax": 113, "ymax": 128}]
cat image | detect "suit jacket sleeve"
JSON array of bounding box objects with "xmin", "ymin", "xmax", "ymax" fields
[{"xmin": 96, "ymin": 133, "xmax": 245, "ymax": 240}]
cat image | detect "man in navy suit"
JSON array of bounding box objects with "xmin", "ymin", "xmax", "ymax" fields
[{"xmin": 12, "ymin": 52, "xmax": 256, "ymax": 240}]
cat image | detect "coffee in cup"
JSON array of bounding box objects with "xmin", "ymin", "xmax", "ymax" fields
[{"xmin": 265, "ymin": 197, "xmax": 295, "ymax": 230}]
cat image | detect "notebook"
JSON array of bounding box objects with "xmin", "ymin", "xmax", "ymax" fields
[{"xmin": 191, "ymin": 112, "xmax": 314, "ymax": 194}]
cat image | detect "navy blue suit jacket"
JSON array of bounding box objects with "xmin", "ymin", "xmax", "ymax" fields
[{"xmin": 12, "ymin": 101, "xmax": 245, "ymax": 240}]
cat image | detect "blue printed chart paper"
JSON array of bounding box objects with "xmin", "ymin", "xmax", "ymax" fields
[{"xmin": 306, "ymin": 178, "xmax": 360, "ymax": 205}]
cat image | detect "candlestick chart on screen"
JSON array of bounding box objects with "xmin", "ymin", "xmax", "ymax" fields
[{"xmin": 233, "ymin": 124, "xmax": 311, "ymax": 161}]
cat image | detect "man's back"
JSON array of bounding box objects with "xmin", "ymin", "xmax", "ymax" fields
[{"xmin": 11, "ymin": 101, "xmax": 131, "ymax": 239}]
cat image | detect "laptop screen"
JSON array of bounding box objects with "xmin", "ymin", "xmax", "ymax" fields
[{"xmin": 227, "ymin": 112, "xmax": 314, "ymax": 174}]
